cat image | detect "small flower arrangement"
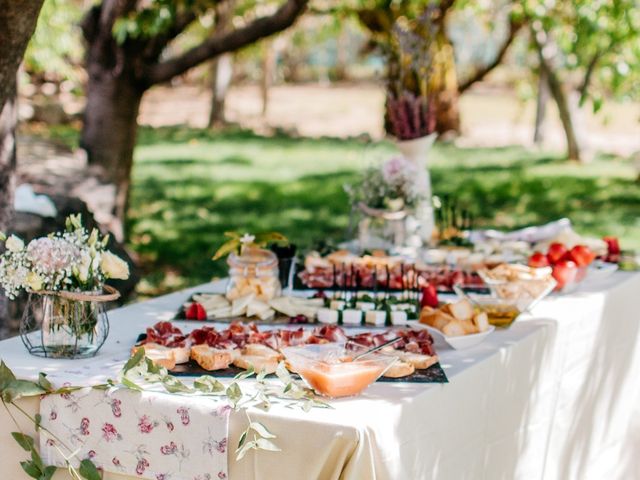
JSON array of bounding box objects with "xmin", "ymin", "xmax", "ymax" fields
[
  {"xmin": 0, "ymin": 214, "xmax": 129, "ymax": 299},
  {"xmin": 346, "ymin": 156, "xmax": 426, "ymax": 212}
]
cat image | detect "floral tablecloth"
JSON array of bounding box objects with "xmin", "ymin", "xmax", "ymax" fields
[{"xmin": 40, "ymin": 387, "xmax": 230, "ymax": 480}]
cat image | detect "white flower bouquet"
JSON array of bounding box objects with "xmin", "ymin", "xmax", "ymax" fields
[
  {"xmin": 346, "ymin": 156, "xmax": 425, "ymax": 212},
  {"xmin": 0, "ymin": 214, "xmax": 129, "ymax": 299}
]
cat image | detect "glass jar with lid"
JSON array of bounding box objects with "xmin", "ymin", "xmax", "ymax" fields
[{"xmin": 226, "ymin": 246, "xmax": 281, "ymax": 301}]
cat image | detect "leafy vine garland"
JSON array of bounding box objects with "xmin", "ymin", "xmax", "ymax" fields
[{"xmin": 0, "ymin": 350, "xmax": 331, "ymax": 479}]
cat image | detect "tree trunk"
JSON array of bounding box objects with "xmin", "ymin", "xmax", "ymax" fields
[
  {"xmin": 261, "ymin": 40, "xmax": 276, "ymax": 116},
  {"xmin": 0, "ymin": 90, "xmax": 17, "ymax": 339},
  {"xmin": 533, "ymin": 28, "xmax": 583, "ymax": 162},
  {"xmin": 0, "ymin": 0, "xmax": 44, "ymax": 336},
  {"xmin": 80, "ymin": 64, "xmax": 144, "ymax": 240},
  {"xmin": 429, "ymin": 31, "xmax": 461, "ymax": 134},
  {"xmin": 208, "ymin": 53, "xmax": 233, "ymax": 128},
  {"xmin": 533, "ymin": 67, "xmax": 549, "ymax": 145}
]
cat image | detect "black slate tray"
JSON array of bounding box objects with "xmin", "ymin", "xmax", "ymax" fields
[{"xmin": 136, "ymin": 334, "xmax": 448, "ymax": 384}]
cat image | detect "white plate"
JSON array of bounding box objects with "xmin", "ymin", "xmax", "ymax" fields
[{"xmin": 422, "ymin": 324, "xmax": 495, "ymax": 350}]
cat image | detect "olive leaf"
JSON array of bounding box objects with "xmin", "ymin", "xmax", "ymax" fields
[
  {"xmin": 275, "ymin": 362, "xmax": 292, "ymax": 384},
  {"xmin": 161, "ymin": 376, "xmax": 191, "ymax": 394},
  {"xmin": 235, "ymin": 439, "xmax": 258, "ymax": 460},
  {"xmin": 79, "ymin": 459, "xmax": 101, "ymax": 480},
  {"xmin": 255, "ymin": 438, "xmax": 281, "ymax": 452},
  {"xmin": 41, "ymin": 465, "xmax": 57, "ymax": 480},
  {"xmin": 11, "ymin": 432, "xmax": 35, "ymax": 451},
  {"xmin": 1, "ymin": 380, "xmax": 46, "ymax": 403},
  {"xmin": 249, "ymin": 422, "xmax": 276, "ymax": 439},
  {"xmin": 226, "ymin": 382, "xmax": 242, "ymax": 408},
  {"xmin": 122, "ymin": 348, "xmax": 145, "ymax": 374},
  {"xmin": 38, "ymin": 373, "xmax": 53, "ymax": 392},
  {"xmin": 212, "ymin": 238, "xmax": 241, "ymax": 261},
  {"xmin": 193, "ymin": 376, "xmax": 225, "ymax": 394},
  {"xmin": 234, "ymin": 365, "xmax": 255, "ymax": 380},
  {"xmin": 0, "ymin": 360, "xmax": 17, "ymax": 390},
  {"xmin": 20, "ymin": 461, "xmax": 41, "ymax": 479}
]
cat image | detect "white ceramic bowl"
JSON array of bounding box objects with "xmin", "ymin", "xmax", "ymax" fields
[{"xmin": 422, "ymin": 324, "xmax": 495, "ymax": 350}]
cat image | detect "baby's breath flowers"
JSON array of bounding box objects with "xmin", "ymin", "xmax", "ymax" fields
[{"xmin": 0, "ymin": 214, "xmax": 130, "ymax": 299}]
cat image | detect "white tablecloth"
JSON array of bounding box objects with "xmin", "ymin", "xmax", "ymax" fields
[{"xmin": 1, "ymin": 272, "xmax": 640, "ymax": 479}]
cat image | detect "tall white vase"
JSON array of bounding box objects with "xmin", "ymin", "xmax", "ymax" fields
[{"xmin": 395, "ymin": 133, "xmax": 437, "ymax": 246}]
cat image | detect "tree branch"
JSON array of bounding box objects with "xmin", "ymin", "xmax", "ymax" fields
[
  {"xmin": 458, "ymin": 18, "xmax": 523, "ymax": 93},
  {"xmin": 145, "ymin": 0, "xmax": 308, "ymax": 86},
  {"xmin": 578, "ymin": 50, "xmax": 602, "ymax": 104}
]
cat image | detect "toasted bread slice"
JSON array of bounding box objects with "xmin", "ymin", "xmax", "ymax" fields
[
  {"xmin": 421, "ymin": 309, "xmax": 456, "ymax": 331},
  {"xmin": 383, "ymin": 360, "xmax": 415, "ymax": 378},
  {"xmin": 443, "ymin": 299, "xmax": 474, "ymax": 322},
  {"xmin": 398, "ymin": 352, "xmax": 438, "ymax": 370},
  {"xmin": 190, "ymin": 345, "xmax": 235, "ymax": 371},
  {"xmin": 472, "ymin": 311, "xmax": 490, "ymax": 332},
  {"xmin": 243, "ymin": 343, "xmax": 282, "ymax": 360},
  {"xmin": 442, "ymin": 320, "xmax": 467, "ymax": 337},
  {"xmin": 233, "ymin": 355, "xmax": 278, "ymax": 374},
  {"xmin": 132, "ymin": 344, "xmax": 176, "ymax": 370}
]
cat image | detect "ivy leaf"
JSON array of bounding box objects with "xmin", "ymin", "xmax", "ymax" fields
[
  {"xmin": 122, "ymin": 349, "xmax": 145, "ymax": 374},
  {"xmin": 255, "ymin": 438, "xmax": 281, "ymax": 452},
  {"xmin": 2, "ymin": 380, "xmax": 46, "ymax": 402},
  {"xmin": 38, "ymin": 373, "xmax": 53, "ymax": 392},
  {"xmin": 11, "ymin": 432, "xmax": 35, "ymax": 452},
  {"xmin": 193, "ymin": 376, "xmax": 225, "ymax": 394},
  {"xmin": 79, "ymin": 459, "xmax": 101, "ymax": 480},
  {"xmin": 234, "ymin": 365, "xmax": 255, "ymax": 380},
  {"xmin": 19, "ymin": 460, "xmax": 41, "ymax": 479},
  {"xmin": 35, "ymin": 414, "xmax": 42, "ymax": 432},
  {"xmin": 249, "ymin": 422, "xmax": 276, "ymax": 439},
  {"xmin": 40, "ymin": 466, "xmax": 57, "ymax": 480},
  {"xmin": 226, "ymin": 382, "xmax": 242, "ymax": 408}
]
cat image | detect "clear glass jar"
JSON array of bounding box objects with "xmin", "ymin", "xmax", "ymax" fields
[{"xmin": 226, "ymin": 247, "xmax": 281, "ymax": 301}]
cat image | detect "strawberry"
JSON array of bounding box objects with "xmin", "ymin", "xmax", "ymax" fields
[
  {"xmin": 185, "ymin": 303, "xmax": 199, "ymax": 320},
  {"xmin": 603, "ymin": 236, "xmax": 620, "ymax": 255},
  {"xmin": 528, "ymin": 252, "xmax": 550, "ymax": 268},
  {"xmin": 195, "ymin": 303, "xmax": 207, "ymax": 321},
  {"xmin": 547, "ymin": 242, "xmax": 568, "ymax": 265},
  {"xmin": 421, "ymin": 284, "xmax": 438, "ymax": 309},
  {"xmin": 552, "ymin": 260, "xmax": 578, "ymax": 291},
  {"xmin": 568, "ymin": 245, "xmax": 596, "ymax": 267}
]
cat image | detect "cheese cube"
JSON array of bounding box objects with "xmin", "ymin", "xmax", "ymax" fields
[
  {"xmin": 317, "ymin": 308, "xmax": 339, "ymax": 325},
  {"xmin": 330, "ymin": 300, "xmax": 346, "ymax": 310},
  {"xmin": 342, "ymin": 309, "xmax": 363, "ymax": 325},
  {"xmin": 365, "ymin": 310, "xmax": 387, "ymax": 326},
  {"xmin": 356, "ymin": 302, "xmax": 375, "ymax": 312},
  {"xmin": 390, "ymin": 311, "xmax": 408, "ymax": 326}
]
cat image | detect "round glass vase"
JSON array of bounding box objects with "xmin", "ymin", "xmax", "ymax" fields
[
  {"xmin": 357, "ymin": 202, "xmax": 408, "ymax": 250},
  {"xmin": 20, "ymin": 285, "xmax": 120, "ymax": 359}
]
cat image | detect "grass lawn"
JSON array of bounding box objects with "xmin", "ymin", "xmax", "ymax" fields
[{"xmin": 126, "ymin": 126, "xmax": 639, "ymax": 295}]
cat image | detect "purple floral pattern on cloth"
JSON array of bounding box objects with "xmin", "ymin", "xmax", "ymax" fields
[{"xmin": 39, "ymin": 387, "xmax": 230, "ymax": 480}]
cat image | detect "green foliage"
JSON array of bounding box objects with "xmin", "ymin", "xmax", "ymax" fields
[
  {"xmin": 24, "ymin": 0, "xmax": 84, "ymax": 83},
  {"xmin": 524, "ymin": 0, "xmax": 640, "ymax": 106}
]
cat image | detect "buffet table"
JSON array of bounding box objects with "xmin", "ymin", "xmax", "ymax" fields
[{"xmin": 1, "ymin": 272, "xmax": 640, "ymax": 479}]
